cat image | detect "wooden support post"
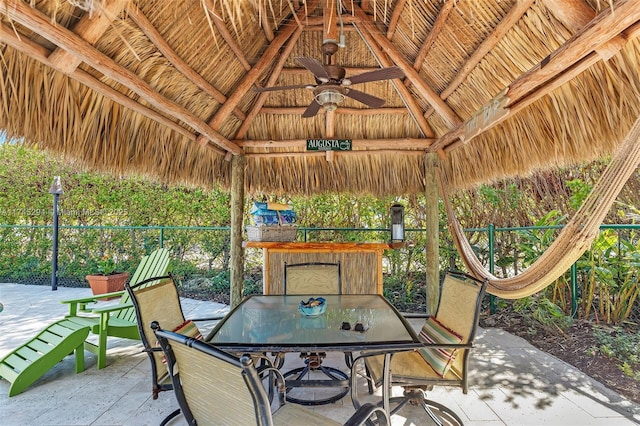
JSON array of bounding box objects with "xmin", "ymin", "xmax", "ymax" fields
[
  {"xmin": 230, "ymin": 155, "xmax": 245, "ymax": 308},
  {"xmin": 425, "ymin": 152, "xmax": 440, "ymax": 315}
]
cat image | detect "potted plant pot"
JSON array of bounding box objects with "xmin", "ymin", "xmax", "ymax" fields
[{"xmin": 86, "ymin": 272, "xmax": 130, "ymax": 299}]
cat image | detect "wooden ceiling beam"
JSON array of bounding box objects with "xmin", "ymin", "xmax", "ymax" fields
[
  {"xmin": 432, "ymin": 0, "xmax": 639, "ymax": 152},
  {"xmin": 386, "ymin": 0, "xmax": 407, "ymax": 39},
  {"xmin": 234, "ymin": 26, "xmax": 304, "ymax": 139},
  {"xmin": 424, "ymin": 0, "xmax": 534, "ymax": 119},
  {"xmin": 506, "ymin": 0, "xmax": 638, "ymax": 105},
  {"xmin": 236, "ymin": 138, "xmax": 434, "ymax": 150},
  {"xmin": 127, "ymin": 4, "xmax": 245, "ymax": 121},
  {"xmin": 351, "ymin": 5, "xmax": 461, "ymax": 129},
  {"xmin": 47, "ymin": 0, "xmax": 127, "ymax": 74},
  {"xmin": 245, "ymin": 149, "xmax": 425, "ymax": 158},
  {"xmin": 412, "ymin": 0, "xmax": 454, "ymax": 72},
  {"xmin": 0, "ymin": 22, "xmax": 200, "ymax": 145},
  {"xmin": 323, "ymin": 0, "xmax": 338, "ymax": 45},
  {"xmin": 304, "ymin": 15, "xmax": 358, "ymax": 26},
  {"xmin": 0, "ymin": 0, "xmax": 240, "ymax": 155},
  {"xmin": 202, "ymin": 0, "xmax": 251, "ymax": 71},
  {"xmin": 258, "ymin": 106, "xmax": 408, "ymax": 115},
  {"xmin": 258, "ymin": 1, "xmax": 274, "ymax": 41},
  {"xmin": 354, "ymin": 22, "xmax": 435, "ymax": 138},
  {"xmin": 195, "ymin": 0, "xmax": 319, "ymax": 146},
  {"xmin": 281, "ymin": 66, "xmax": 379, "ymax": 74},
  {"xmin": 540, "ymin": 0, "xmax": 627, "ymax": 60}
]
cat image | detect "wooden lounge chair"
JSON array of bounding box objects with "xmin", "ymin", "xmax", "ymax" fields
[
  {"xmin": 0, "ymin": 248, "xmax": 170, "ymax": 396},
  {"xmin": 352, "ymin": 270, "xmax": 487, "ymax": 426},
  {"xmin": 126, "ymin": 273, "xmax": 224, "ymax": 425},
  {"xmin": 0, "ymin": 319, "xmax": 90, "ymax": 397},
  {"xmin": 152, "ymin": 322, "xmax": 390, "ymax": 426},
  {"xmin": 61, "ymin": 248, "xmax": 171, "ymax": 369}
]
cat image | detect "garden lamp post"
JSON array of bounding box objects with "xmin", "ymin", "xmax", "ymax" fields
[{"xmin": 49, "ymin": 176, "xmax": 63, "ymax": 291}]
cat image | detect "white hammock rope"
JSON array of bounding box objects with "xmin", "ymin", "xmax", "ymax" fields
[{"xmin": 441, "ymin": 114, "xmax": 640, "ymax": 299}]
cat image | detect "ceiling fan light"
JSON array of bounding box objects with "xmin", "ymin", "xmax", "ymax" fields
[{"xmin": 315, "ymin": 89, "xmax": 345, "ymax": 111}]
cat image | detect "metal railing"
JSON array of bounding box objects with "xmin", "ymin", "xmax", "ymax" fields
[{"xmin": 0, "ymin": 223, "xmax": 638, "ymax": 318}]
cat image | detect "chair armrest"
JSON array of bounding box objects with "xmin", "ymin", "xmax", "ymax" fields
[
  {"xmin": 187, "ymin": 315, "xmax": 226, "ymax": 322},
  {"xmin": 90, "ymin": 302, "xmax": 134, "ymax": 315},
  {"xmin": 61, "ymin": 291, "xmax": 126, "ymax": 315},
  {"xmin": 344, "ymin": 402, "xmax": 390, "ymax": 426}
]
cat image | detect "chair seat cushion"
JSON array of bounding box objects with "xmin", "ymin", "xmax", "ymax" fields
[
  {"xmin": 273, "ymin": 403, "xmax": 341, "ymax": 425},
  {"xmin": 418, "ymin": 317, "xmax": 462, "ymax": 378},
  {"xmin": 365, "ymin": 350, "xmax": 463, "ymax": 385},
  {"xmin": 173, "ymin": 320, "xmax": 202, "ymax": 340}
]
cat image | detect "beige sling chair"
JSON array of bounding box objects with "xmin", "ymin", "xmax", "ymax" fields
[
  {"xmin": 351, "ymin": 271, "xmax": 487, "ymax": 426},
  {"xmin": 280, "ymin": 262, "xmax": 351, "ymax": 405},
  {"xmin": 152, "ymin": 322, "xmax": 390, "ymax": 426},
  {"xmin": 126, "ymin": 274, "xmax": 224, "ymax": 426},
  {"xmin": 444, "ymin": 114, "xmax": 640, "ymax": 299}
]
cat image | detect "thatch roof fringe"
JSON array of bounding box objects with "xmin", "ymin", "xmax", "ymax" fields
[{"xmin": 1, "ymin": 0, "xmax": 639, "ymax": 195}]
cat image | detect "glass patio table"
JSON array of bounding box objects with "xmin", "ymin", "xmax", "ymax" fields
[{"xmin": 206, "ymin": 294, "xmax": 421, "ymax": 407}]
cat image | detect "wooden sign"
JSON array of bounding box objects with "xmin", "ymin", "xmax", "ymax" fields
[{"xmin": 306, "ymin": 139, "xmax": 352, "ymax": 151}]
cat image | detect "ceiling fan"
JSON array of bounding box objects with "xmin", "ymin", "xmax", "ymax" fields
[{"xmin": 254, "ymin": 44, "xmax": 405, "ymax": 117}]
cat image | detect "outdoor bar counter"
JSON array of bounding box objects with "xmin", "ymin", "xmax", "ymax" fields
[{"xmin": 243, "ymin": 242, "xmax": 392, "ymax": 294}]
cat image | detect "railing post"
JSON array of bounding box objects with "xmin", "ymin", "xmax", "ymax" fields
[
  {"xmin": 571, "ymin": 262, "xmax": 578, "ymax": 318},
  {"xmin": 159, "ymin": 227, "xmax": 164, "ymax": 248}
]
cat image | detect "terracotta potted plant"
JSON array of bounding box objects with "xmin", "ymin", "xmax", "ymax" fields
[{"xmin": 86, "ymin": 255, "xmax": 130, "ymax": 299}]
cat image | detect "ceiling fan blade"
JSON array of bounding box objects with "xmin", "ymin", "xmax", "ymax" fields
[
  {"xmin": 302, "ymin": 100, "xmax": 322, "ymax": 118},
  {"xmin": 344, "ymin": 66, "xmax": 404, "ymax": 85},
  {"xmin": 295, "ymin": 57, "xmax": 330, "ymax": 82},
  {"xmin": 344, "ymin": 89, "xmax": 386, "ymax": 108},
  {"xmin": 254, "ymin": 84, "xmax": 313, "ymax": 92}
]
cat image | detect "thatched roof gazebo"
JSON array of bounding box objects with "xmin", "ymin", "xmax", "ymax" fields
[{"xmin": 1, "ymin": 0, "xmax": 640, "ymax": 306}]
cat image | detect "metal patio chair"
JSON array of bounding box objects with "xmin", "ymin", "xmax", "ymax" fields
[
  {"xmin": 352, "ymin": 270, "xmax": 487, "ymax": 426},
  {"xmin": 127, "ymin": 274, "xmax": 224, "ymax": 425},
  {"xmin": 152, "ymin": 322, "xmax": 390, "ymax": 425},
  {"xmin": 281, "ymin": 262, "xmax": 351, "ymax": 405}
]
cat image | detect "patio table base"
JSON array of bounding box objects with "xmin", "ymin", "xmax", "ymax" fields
[{"xmin": 282, "ymin": 361, "xmax": 349, "ymax": 406}]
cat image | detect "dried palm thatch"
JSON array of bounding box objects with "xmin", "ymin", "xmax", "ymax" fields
[{"xmin": 0, "ymin": 0, "xmax": 639, "ymax": 197}]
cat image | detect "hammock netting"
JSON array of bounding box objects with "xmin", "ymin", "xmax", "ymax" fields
[{"xmin": 443, "ymin": 114, "xmax": 640, "ymax": 299}]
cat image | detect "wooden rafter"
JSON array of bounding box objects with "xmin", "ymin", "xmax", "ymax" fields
[
  {"xmin": 258, "ymin": 107, "xmax": 408, "ymax": 115},
  {"xmin": 258, "ymin": 1, "xmax": 274, "ymax": 41},
  {"xmin": 202, "ymin": 0, "xmax": 251, "ymax": 71},
  {"xmin": 351, "ymin": 5, "xmax": 461, "ymax": 128},
  {"xmin": 355, "ymin": 23, "xmax": 435, "ymax": 138},
  {"xmin": 424, "ymin": 0, "xmax": 534, "ymax": 119},
  {"xmin": 0, "ymin": 22, "xmax": 199, "ymax": 145},
  {"xmin": 412, "ymin": 0, "xmax": 454, "ymax": 72},
  {"xmin": 126, "ymin": 4, "xmax": 246, "ymax": 121},
  {"xmin": 47, "ymin": 0, "xmax": 127, "ymax": 74},
  {"xmin": 234, "ymin": 25, "xmax": 304, "ymax": 139},
  {"xmin": 386, "ymin": 0, "xmax": 407, "ymax": 39},
  {"xmin": 281, "ymin": 66, "xmax": 379, "ymax": 75},
  {"xmin": 506, "ymin": 0, "xmax": 637, "ymax": 106},
  {"xmin": 432, "ymin": 0, "xmax": 639, "ymax": 152},
  {"xmin": 0, "ymin": 1, "xmax": 241, "ymax": 154},
  {"xmin": 195, "ymin": 0, "xmax": 319, "ymax": 146},
  {"xmin": 540, "ymin": 0, "xmax": 627, "ymax": 60}
]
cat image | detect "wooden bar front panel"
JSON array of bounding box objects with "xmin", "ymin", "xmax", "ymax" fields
[{"xmin": 244, "ymin": 242, "xmax": 390, "ymax": 295}]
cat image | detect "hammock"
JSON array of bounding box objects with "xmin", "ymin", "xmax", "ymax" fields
[{"xmin": 442, "ymin": 114, "xmax": 640, "ymax": 299}]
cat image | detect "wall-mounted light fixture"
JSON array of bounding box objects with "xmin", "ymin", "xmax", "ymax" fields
[{"xmin": 390, "ymin": 203, "xmax": 405, "ymax": 243}]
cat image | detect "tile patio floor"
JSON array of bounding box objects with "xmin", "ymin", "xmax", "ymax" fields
[{"xmin": 1, "ymin": 283, "xmax": 639, "ymax": 425}]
